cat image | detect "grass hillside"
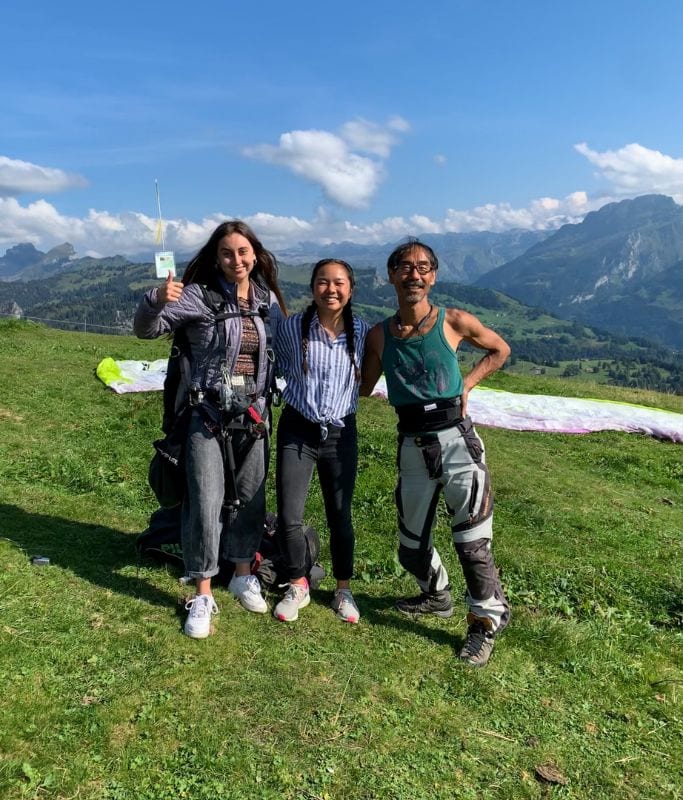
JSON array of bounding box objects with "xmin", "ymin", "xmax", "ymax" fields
[{"xmin": 0, "ymin": 320, "xmax": 681, "ymax": 800}]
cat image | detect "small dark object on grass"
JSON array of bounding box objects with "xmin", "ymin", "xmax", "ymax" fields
[
  {"xmin": 535, "ymin": 762, "xmax": 568, "ymax": 785},
  {"xmin": 31, "ymin": 556, "xmax": 50, "ymax": 566}
]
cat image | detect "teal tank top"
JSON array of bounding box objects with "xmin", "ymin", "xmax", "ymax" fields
[{"xmin": 381, "ymin": 307, "xmax": 464, "ymax": 407}]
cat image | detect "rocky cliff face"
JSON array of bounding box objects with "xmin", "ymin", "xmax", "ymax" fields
[
  {"xmin": 0, "ymin": 243, "xmax": 77, "ymax": 281},
  {"xmin": 475, "ymin": 195, "xmax": 683, "ymax": 347}
]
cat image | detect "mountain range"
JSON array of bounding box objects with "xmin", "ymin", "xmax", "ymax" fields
[
  {"xmin": 0, "ymin": 229, "xmax": 548, "ymax": 285},
  {"xmin": 0, "ymin": 242, "xmax": 78, "ymax": 281},
  {"xmin": 0, "ymin": 241, "xmax": 680, "ymax": 393},
  {"xmin": 477, "ymin": 194, "xmax": 683, "ymax": 349},
  {"xmin": 278, "ymin": 229, "xmax": 549, "ymax": 283},
  {"xmin": 1, "ymin": 194, "xmax": 683, "ymax": 349}
]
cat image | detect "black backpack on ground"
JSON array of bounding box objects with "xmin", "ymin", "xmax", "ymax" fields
[{"xmin": 136, "ymin": 509, "xmax": 325, "ymax": 590}]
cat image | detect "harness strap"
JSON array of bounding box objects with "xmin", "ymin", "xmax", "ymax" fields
[
  {"xmin": 200, "ymin": 284, "xmax": 275, "ymax": 401},
  {"xmin": 396, "ymin": 396, "xmax": 463, "ymax": 434},
  {"xmin": 194, "ymin": 401, "xmax": 264, "ymax": 510}
]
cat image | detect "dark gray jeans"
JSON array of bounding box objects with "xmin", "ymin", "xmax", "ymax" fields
[
  {"xmin": 181, "ymin": 409, "xmax": 268, "ymax": 579},
  {"xmin": 276, "ymin": 405, "xmax": 357, "ymax": 581}
]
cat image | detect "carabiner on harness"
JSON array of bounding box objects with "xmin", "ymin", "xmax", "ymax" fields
[{"xmin": 219, "ymin": 361, "xmax": 235, "ymax": 413}]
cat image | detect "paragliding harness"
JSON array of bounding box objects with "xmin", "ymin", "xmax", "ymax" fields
[
  {"xmin": 148, "ymin": 283, "xmax": 281, "ymax": 510},
  {"xmin": 136, "ymin": 510, "xmax": 326, "ymax": 590}
]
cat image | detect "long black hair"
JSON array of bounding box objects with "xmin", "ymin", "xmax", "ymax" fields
[
  {"xmin": 301, "ymin": 259, "xmax": 360, "ymax": 381},
  {"xmin": 181, "ymin": 220, "xmax": 288, "ymax": 313}
]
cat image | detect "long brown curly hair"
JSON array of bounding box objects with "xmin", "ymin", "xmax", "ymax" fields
[{"xmin": 181, "ymin": 220, "xmax": 288, "ymax": 313}]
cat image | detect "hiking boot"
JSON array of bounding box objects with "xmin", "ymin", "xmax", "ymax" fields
[
  {"xmin": 331, "ymin": 588, "xmax": 360, "ymax": 624},
  {"xmin": 273, "ymin": 580, "xmax": 310, "ymax": 622},
  {"xmin": 183, "ymin": 594, "xmax": 218, "ymax": 639},
  {"xmin": 459, "ymin": 614, "xmax": 495, "ymax": 667},
  {"xmin": 228, "ymin": 574, "xmax": 268, "ymax": 614},
  {"xmin": 395, "ymin": 589, "xmax": 453, "ymax": 618}
]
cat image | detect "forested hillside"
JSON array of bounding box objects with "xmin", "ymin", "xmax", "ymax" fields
[{"xmin": 1, "ymin": 257, "xmax": 682, "ymax": 394}]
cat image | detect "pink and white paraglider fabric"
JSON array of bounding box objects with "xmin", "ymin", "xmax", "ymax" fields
[{"xmin": 97, "ymin": 359, "xmax": 683, "ymax": 443}]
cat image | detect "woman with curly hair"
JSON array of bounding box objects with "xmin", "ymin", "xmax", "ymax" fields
[{"xmin": 135, "ymin": 220, "xmax": 286, "ymax": 638}]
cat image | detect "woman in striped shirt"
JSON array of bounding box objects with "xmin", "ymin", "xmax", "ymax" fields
[{"xmin": 273, "ymin": 259, "xmax": 369, "ymax": 624}]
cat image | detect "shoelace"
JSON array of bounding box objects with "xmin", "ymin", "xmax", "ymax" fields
[
  {"xmin": 336, "ymin": 589, "xmax": 355, "ymax": 606},
  {"xmin": 185, "ymin": 596, "xmax": 217, "ymax": 617},
  {"xmin": 462, "ymin": 625, "xmax": 489, "ymax": 656},
  {"xmin": 413, "ymin": 594, "xmax": 439, "ymax": 611},
  {"xmin": 285, "ymin": 583, "xmax": 307, "ymax": 601},
  {"xmin": 244, "ymin": 575, "xmax": 261, "ymax": 594}
]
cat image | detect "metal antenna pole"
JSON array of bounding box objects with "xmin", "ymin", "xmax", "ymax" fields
[{"xmin": 155, "ymin": 179, "xmax": 166, "ymax": 251}]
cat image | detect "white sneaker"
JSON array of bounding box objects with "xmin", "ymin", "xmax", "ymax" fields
[
  {"xmin": 183, "ymin": 594, "xmax": 218, "ymax": 639},
  {"xmin": 331, "ymin": 588, "xmax": 360, "ymax": 624},
  {"xmin": 228, "ymin": 574, "xmax": 268, "ymax": 614},
  {"xmin": 273, "ymin": 580, "xmax": 310, "ymax": 622}
]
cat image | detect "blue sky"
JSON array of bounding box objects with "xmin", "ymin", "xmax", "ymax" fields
[{"xmin": 3, "ymin": 0, "xmax": 683, "ymax": 257}]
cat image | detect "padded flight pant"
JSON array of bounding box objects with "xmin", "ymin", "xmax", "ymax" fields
[{"xmin": 395, "ymin": 417, "xmax": 509, "ymax": 633}]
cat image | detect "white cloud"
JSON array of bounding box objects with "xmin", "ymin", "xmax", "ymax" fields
[
  {"xmin": 339, "ymin": 118, "xmax": 405, "ymax": 158},
  {"xmin": 243, "ymin": 118, "xmax": 408, "ymax": 208},
  {"xmin": 0, "ymin": 156, "xmax": 87, "ymax": 196},
  {"xmin": 434, "ymin": 154, "xmax": 447, "ymax": 166},
  {"xmin": 575, "ymin": 142, "xmax": 683, "ymax": 201},
  {"xmin": 161, "ymin": 211, "xmax": 314, "ymax": 253},
  {"xmin": 439, "ymin": 192, "xmax": 593, "ymax": 233},
  {"xmin": 407, "ymin": 215, "xmax": 443, "ymax": 234},
  {"xmin": 387, "ymin": 116, "xmax": 411, "ymax": 133},
  {"xmin": 0, "ymin": 190, "xmax": 599, "ymax": 257},
  {"xmin": 0, "ymin": 196, "xmax": 314, "ymax": 257},
  {"xmin": 7, "ymin": 142, "xmax": 683, "ymax": 258},
  {"xmin": 245, "ymin": 130, "xmax": 381, "ymax": 208}
]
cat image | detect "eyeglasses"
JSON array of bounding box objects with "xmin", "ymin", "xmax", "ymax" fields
[{"xmin": 392, "ymin": 260, "xmax": 434, "ymax": 276}]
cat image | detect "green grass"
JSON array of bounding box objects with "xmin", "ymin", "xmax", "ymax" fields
[{"xmin": 0, "ymin": 319, "xmax": 681, "ymax": 799}]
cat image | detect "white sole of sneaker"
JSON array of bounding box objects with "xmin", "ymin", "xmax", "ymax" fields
[
  {"xmin": 274, "ymin": 594, "xmax": 310, "ymax": 622},
  {"xmin": 395, "ymin": 604, "xmax": 453, "ymax": 619},
  {"xmin": 238, "ymin": 600, "xmax": 268, "ymax": 614},
  {"xmin": 183, "ymin": 626, "xmax": 211, "ymax": 639}
]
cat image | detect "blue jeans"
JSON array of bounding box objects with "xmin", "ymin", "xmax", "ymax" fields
[
  {"xmin": 181, "ymin": 409, "xmax": 268, "ymax": 579},
  {"xmin": 276, "ymin": 406, "xmax": 357, "ymax": 581}
]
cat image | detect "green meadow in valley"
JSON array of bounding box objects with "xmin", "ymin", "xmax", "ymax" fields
[{"xmin": 0, "ymin": 319, "xmax": 681, "ymax": 799}]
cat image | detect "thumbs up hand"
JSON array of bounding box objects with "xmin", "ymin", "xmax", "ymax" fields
[{"xmin": 158, "ymin": 271, "xmax": 184, "ymax": 304}]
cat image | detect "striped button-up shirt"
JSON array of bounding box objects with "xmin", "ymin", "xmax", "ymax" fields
[{"xmin": 275, "ymin": 311, "xmax": 370, "ymax": 435}]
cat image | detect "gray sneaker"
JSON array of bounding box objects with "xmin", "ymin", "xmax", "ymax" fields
[
  {"xmin": 459, "ymin": 614, "xmax": 495, "ymax": 667},
  {"xmin": 331, "ymin": 589, "xmax": 360, "ymax": 624},
  {"xmin": 395, "ymin": 589, "xmax": 453, "ymax": 618},
  {"xmin": 273, "ymin": 581, "xmax": 310, "ymax": 622}
]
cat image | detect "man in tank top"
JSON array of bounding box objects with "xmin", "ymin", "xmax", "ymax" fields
[{"xmin": 361, "ymin": 239, "xmax": 511, "ymax": 667}]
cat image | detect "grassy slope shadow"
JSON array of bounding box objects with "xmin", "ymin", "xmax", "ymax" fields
[
  {"xmin": 311, "ymin": 585, "xmax": 467, "ymax": 650},
  {"xmin": 3, "ymin": 495, "xmax": 472, "ymax": 652},
  {"xmin": 0, "ymin": 503, "xmax": 175, "ymax": 607}
]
